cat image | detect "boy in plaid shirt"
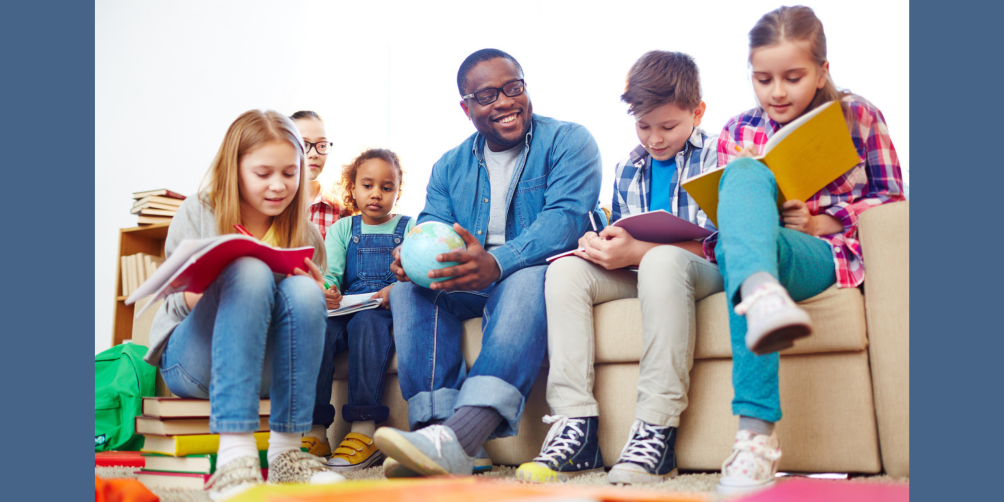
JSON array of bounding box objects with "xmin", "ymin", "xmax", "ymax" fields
[{"xmin": 516, "ymin": 51, "xmax": 722, "ymax": 485}]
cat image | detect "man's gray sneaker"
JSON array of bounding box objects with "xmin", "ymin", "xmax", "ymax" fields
[
  {"xmin": 383, "ymin": 445, "xmax": 491, "ymax": 477},
  {"xmin": 374, "ymin": 425, "xmax": 474, "ymax": 476}
]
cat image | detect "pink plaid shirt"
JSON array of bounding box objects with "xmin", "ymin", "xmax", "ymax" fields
[
  {"xmin": 308, "ymin": 192, "xmax": 348, "ymax": 240},
  {"xmin": 708, "ymin": 95, "xmax": 905, "ymax": 288}
]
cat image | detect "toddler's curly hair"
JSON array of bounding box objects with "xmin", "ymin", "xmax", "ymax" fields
[{"xmin": 339, "ymin": 148, "xmax": 404, "ymax": 215}]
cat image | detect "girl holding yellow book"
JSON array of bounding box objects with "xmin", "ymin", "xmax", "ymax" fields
[{"xmin": 708, "ymin": 6, "xmax": 905, "ymax": 495}]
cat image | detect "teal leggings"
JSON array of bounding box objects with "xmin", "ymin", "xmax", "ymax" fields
[{"xmin": 714, "ymin": 158, "xmax": 837, "ymax": 422}]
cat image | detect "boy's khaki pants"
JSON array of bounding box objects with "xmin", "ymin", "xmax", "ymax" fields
[{"xmin": 544, "ymin": 245, "xmax": 723, "ymax": 427}]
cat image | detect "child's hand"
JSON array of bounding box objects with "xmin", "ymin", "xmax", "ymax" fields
[
  {"xmin": 370, "ymin": 285, "xmax": 393, "ymax": 310},
  {"xmin": 183, "ymin": 292, "xmax": 203, "ymax": 310},
  {"xmin": 575, "ymin": 226, "xmax": 648, "ymax": 270},
  {"xmin": 577, "ymin": 231, "xmax": 599, "ymax": 250},
  {"xmin": 735, "ymin": 144, "xmax": 759, "ymax": 158},
  {"xmin": 291, "ymin": 257, "xmax": 327, "ymax": 291},
  {"xmin": 324, "ymin": 287, "xmax": 342, "ymax": 310},
  {"xmin": 389, "ymin": 245, "xmax": 411, "ymax": 283},
  {"xmin": 781, "ymin": 200, "xmax": 843, "ymax": 236}
]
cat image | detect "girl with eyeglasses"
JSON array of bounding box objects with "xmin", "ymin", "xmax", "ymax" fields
[{"xmin": 291, "ymin": 110, "xmax": 349, "ymax": 240}]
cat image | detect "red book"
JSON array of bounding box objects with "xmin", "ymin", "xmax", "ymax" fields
[
  {"xmin": 95, "ymin": 451, "xmax": 145, "ymax": 468},
  {"xmin": 739, "ymin": 478, "xmax": 909, "ymax": 502},
  {"xmin": 135, "ymin": 468, "xmax": 268, "ymax": 490},
  {"xmin": 125, "ymin": 234, "xmax": 315, "ymax": 315}
]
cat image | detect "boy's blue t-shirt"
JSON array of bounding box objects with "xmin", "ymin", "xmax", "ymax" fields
[{"xmin": 647, "ymin": 157, "xmax": 677, "ymax": 212}]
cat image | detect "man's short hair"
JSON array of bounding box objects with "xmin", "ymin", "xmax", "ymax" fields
[
  {"xmin": 621, "ymin": 51, "xmax": 702, "ymax": 117},
  {"xmin": 457, "ymin": 48, "xmax": 524, "ymax": 96}
]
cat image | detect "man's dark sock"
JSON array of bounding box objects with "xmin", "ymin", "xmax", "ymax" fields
[{"xmin": 442, "ymin": 406, "xmax": 504, "ymax": 457}]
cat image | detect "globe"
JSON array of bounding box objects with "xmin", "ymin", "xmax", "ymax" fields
[{"xmin": 400, "ymin": 221, "xmax": 467, "ymax": 289}]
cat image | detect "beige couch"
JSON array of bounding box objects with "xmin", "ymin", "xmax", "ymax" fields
[{"xmin": 326, "ymin": 201, "xmax": 909, "ymax": 477}]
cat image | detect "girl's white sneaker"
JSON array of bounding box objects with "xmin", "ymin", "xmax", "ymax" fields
[
  {"xmin": 734, "ymin": 282, "xmax": 812, "ymax": 355},
  {"xmin": 716, "ymin": 430, "xmax": 781, "ymax": 496}
]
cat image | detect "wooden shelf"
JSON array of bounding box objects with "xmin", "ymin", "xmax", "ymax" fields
[{"xmin": 111, "ymin": 222, "xmax": 171, "ymax": 346}]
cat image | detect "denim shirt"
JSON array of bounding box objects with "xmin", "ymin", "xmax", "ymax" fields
[{"xmin": 417, "ymin": 114, "xmax": 602, "ymax": 282}]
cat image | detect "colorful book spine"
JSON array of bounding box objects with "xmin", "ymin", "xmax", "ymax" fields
[{"xmin": 141, "ymin": 431, "xmax": 269, "ymax": 457}]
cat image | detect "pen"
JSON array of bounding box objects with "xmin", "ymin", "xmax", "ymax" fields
[
  {"xmin": 588, "ymin": 212, "xmax": 599, "ymax": 233},
  {"xmin": 234, "ymin": 224, "xmax": 253, "ymax": 237}
]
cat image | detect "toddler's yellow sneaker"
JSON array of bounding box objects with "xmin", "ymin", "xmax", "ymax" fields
[
  {"xmin": 301, "ymin": 436, "xmax": 332, "ymax": 458},
  {"xmin": 324, "ymin": 432, "xmax": 385, "ymax": 472}
]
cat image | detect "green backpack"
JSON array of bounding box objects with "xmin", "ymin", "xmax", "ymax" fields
[{"xmin": 95, "ymin": 343, "xmax": 157, "ymax": 451}]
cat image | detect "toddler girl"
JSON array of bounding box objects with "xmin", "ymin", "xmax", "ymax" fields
[
  {"xmin": 711, "ymin": 6, "xmax": 905, "ymax": 495},
  {"xmin": 144, "ymin": 110, "xmax": 343, "ymax": 501},
  {"xmin": 302, "ymin": 149, "xmax": 413, "ymax": 472}
]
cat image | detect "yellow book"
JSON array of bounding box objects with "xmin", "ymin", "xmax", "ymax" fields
[
  {"xmin": 141, "ymin": 431, "xmax": 269, "ymax": 457},
  {"xmin": 682, "ymin": 100, "xmax": 860, "ymax": 227}
]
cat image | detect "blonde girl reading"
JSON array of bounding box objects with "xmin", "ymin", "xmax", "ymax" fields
[{"xmin": 144, "ymin": 110, "xmax": 343, "ymax": 500}]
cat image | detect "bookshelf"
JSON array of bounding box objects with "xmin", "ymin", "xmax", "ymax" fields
[{"xmin": 112, "ymin": 222, "xmax": 170, "ymax": 346}]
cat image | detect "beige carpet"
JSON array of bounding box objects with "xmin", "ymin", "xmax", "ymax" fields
[{"xmin": 95, "ymin": 464, "xmax": 907, "ymax": 502}]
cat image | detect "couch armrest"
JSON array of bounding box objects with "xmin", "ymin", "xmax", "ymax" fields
[{"xmin": 857, "ymin": 201, "xmax": 909, "ymax": 477}]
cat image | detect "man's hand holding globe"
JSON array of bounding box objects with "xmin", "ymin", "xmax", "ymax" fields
[{"xmin": 391, "ymin": 221, "xmax": 501, "ymax": 292}]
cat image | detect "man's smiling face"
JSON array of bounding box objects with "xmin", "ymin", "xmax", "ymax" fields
[{"xmin": 460, "ymin": 57, "xmax": 532, "ymax": 152}]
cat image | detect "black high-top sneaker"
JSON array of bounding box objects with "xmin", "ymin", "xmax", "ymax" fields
[
  {"xmin": 515, "ymin": 415, "xmax": 604, "ymax": 482},
  {"xmin": 607, "ymin": 420, "xmax": 678, "ymax": 484}
]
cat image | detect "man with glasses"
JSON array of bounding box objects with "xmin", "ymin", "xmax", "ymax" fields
[{"xmin": 373, "ymin": 48, "xmax": 602, "ymax": 477}]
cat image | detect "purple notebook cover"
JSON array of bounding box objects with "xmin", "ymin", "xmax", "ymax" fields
[{"xmin": 612, "ymin": 209, "xmax": 712, "ymax": 243}]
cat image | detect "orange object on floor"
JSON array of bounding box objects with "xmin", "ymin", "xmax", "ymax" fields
[
  {"xmin": 228, "ymin": 477, "xmax": 709, "ymax": 502},
  {"xmin": 95, "ymin": 475, "xmax": 159, "ymax": 502}
]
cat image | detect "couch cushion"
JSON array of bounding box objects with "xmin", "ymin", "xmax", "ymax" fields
[
  {"xmin": 594, "ymin": 284, "xmax": 868, "ymax": 362},
  {"xmin": 332, "ymin": 284, "xmax": 868, "ymax": 378}
]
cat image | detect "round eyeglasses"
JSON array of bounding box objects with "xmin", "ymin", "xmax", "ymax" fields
[
  {"xmin": 462, "ymin": 79, "xmax": 526, "ymax": 106},
  {"xmin": 305, "ymin": 141, "xmax": 332, "ymax": 155}
]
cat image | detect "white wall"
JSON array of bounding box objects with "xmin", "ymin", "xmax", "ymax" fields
[{"xmin": 95, "ymin": 0, "xmax": 909, "ymax": 354}]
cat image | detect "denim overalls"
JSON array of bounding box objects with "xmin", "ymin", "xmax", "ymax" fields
[
  {"xmin": 342, "ymin": 215, "xmax": 411, "ymax": 294},
  {"xmin": 313, "ymin": 215, "xmax": 411, "ymax": 426}
]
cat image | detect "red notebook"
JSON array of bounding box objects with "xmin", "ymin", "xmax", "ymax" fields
[
  {"xmin": 740, "ymin": 478, "xmax": 909, "ymax": 502},
  {"xmin": 95, "ymin": 451, "xmax": 145, "ymax": 468},
  {"xmin": 126, "ymin": 234, "xmax": 315, "ymax": 316}
]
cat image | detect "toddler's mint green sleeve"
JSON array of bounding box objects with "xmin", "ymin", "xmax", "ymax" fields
[
  {"xmin": 323, "ymin": 217, "xmax": 352, "ymax": 291},
  {"xmin": 404, "ymin": 216, "xmax": 416, "ymax": 234}
]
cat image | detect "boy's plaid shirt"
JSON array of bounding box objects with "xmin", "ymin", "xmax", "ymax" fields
[
  {"xmin": 712, "ymin": 95, "xmax": 905, "ymax": 288},
  {"xmin": 611, "ymin": 127, "xmax": 718, "ymax": 231}
]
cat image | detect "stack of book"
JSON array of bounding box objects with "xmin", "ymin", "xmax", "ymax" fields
[
  {"xmin": 136, "ymin": 397, "xmax": 271, "ymax": 490},
  {"xmin": 131, "ymin": 189, "xmax": 186, "ymax": 225},
  {"xmin": 120, "ymin": 253, "xmax": 165, "ymax": 297}
]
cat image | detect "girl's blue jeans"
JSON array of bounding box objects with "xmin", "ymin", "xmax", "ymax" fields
[
  {"xmin": 388, "ymin": 265, "xmax": 548, "ymax": 439},
  {"xmin": 159, "ymin": 257, "xmax": 327, "ymax": 434},
  {"xmin": 313, "ymin": 308, "xmax": 396, "ymax": 426},
  {"xmin": 715, "ymin": 158, "xmax": 837, "ymax": 422}
]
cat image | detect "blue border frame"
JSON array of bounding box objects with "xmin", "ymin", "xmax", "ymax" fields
[
  {"xmin": 911, "ymin": 1, "xmax": 998, "ymax": 500},
  {"xmin": 2, "ymin": 1, "xmax": 95, "ymax": 498}
]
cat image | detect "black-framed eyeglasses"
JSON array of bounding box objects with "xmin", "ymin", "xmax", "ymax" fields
[
  {"xmin": 304, "ymin": 141, "xmax": 332, "ymax": 155},
  {"xmin": 462, "ymin": 79, "xmax": 526, "ymax": 106}
]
